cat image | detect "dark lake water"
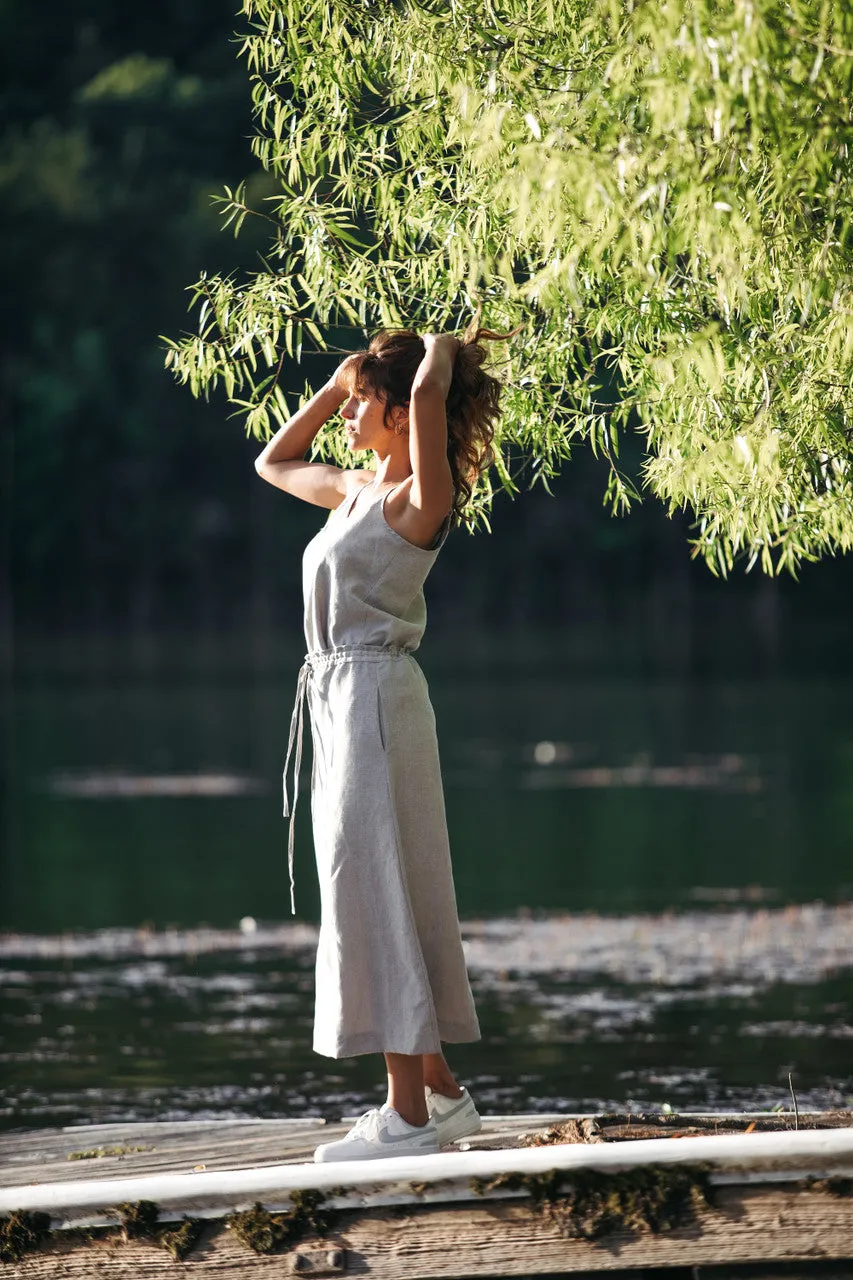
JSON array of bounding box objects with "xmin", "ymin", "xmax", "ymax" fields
[{"xmin": 2, "ymin": 642, "xmax": 852, "ymax": 1131}]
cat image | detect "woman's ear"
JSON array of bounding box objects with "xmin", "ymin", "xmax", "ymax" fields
[{"xmin": 391, "ymin": 403, "xmax": 410, "ymax": 435}]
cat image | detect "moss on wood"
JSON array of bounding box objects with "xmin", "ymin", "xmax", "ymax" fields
[
  {"xmin": 68, "ymin": 1144, "xmax": 150, "ymax": 1160},
  {"xmin": 228, "ymin": 1203, "xmax": 281, "ymax": 1255},
  {"xmin": 116, "ymin": 1201, "xmax": 203, "ymax": 1260},
  {"xmin": 160, "ymin": 1217, "xmax": 205, "ymax": 1261},
  {"xmin": 0, "ymin": 1210, "xmax": 52, "ymax": 1263},
  {"xmin": 118, "ymin": 1200, "xmax": 160, "ymax": 1242},
  {"xmin": 228, "ymin": 1189, "xmax": 335, "ymax": 1256},
  {"xmin": 807, "ymin": 1176, "xmax": 853, "ymax": 1197},
  {"xmin": 470, "ymin": 1164, "xmax": 714, "ymax": 1241}
]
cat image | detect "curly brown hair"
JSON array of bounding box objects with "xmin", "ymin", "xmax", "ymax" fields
[{"xmin": 339, "ymin": 326, "xmax": 515, "ymax": 522}]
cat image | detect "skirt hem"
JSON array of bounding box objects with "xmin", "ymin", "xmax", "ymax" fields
[{"xmin": 313, "ymin": 1019, "xmax": 482, "ymax": 1060}]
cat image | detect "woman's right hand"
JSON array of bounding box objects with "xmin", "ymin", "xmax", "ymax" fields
[{"xmin": 255, "ymin": 363, "xmax": 355, "ymax": 510}]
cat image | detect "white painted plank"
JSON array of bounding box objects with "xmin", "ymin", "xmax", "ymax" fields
[{"xmin": 2, "ymin": 1125, "xmax": 852, "ymax": 1220}]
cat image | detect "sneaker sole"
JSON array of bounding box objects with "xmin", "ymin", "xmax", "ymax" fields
[{"xmin": 315, "ymin": 1144, "xmax": 439, "ymax": 1163}]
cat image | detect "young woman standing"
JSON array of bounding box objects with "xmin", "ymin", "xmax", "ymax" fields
[{"xmin": 255, "ymin": 328, "xmax": 507, "ymax": 1161}]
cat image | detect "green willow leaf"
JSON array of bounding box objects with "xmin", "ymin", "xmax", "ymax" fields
[{"xmin": 166, "ymin": 0, "xmax": 853, "ymax": 568}]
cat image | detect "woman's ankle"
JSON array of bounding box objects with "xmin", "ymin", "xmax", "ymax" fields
[
  {"xmin": 389, "ymin": 1098, "xmax": 430, "ymax": 1127},
  {"xmin": 424, "ymin": 1078, "xmax": 463, "ymax": 1099},
  {"xmin": 423, "ymin": 1053, "xmax": 463, "ymax": 1099}
]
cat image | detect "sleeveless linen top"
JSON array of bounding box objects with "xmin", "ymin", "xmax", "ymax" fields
[{"xmin": 302, "ymin": 483, "xmax": 446, "ymax": 655}]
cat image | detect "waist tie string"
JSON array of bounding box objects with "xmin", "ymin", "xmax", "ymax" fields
[
  {"xmin": 282, "ymin": 660, "xmax": 309, "ymax": 916},
  {"xmin": 281, "ymin": 645, "xmax": 413, "ymax": 915}
]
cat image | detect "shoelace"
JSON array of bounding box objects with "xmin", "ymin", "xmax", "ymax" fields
[{"xmin": 346, "ymin": 1108, "xmax": 383, "ymax": 1141}]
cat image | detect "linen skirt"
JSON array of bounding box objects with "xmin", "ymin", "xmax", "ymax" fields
[{"xmin": 305, "ymin": 645, "xmax": 481, "ymax": 1058}]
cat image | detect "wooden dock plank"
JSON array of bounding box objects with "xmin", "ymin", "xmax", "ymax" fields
[
  {"xmin": 0, "ymin": 1120, "xmax": 330, "ymax": 1186},
  {"xmin": 6, "ymin": 1112, "xmax": 849, "ymax": 1192},
  {"xmin": 5, "ymin": 1183, "xmax": 853, "ymax": 1277},
  {"xmin": 0, "ymin": 1116, "xmax": 561, "ymax": 1190}
]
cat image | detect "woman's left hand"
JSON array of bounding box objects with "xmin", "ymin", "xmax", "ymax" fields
[{"xmin": 421, "ymin": 333, "xmax": 461, "ymax": 359}]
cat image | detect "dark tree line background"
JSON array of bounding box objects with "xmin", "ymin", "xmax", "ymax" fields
[{"xmin": 4, "ymin": 0, "xmax": 853, "ymax": 677}]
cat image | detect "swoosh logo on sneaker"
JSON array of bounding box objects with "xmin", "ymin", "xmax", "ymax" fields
[
  {"xmin": 377, "ymin": 1124, "xmax": 437, "ymax": 1144},
  {"xmin": 435, "ymin": 1098, "xmax": 469, "ymax": 1122}
]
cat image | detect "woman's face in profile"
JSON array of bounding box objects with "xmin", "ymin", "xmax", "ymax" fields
[{"xmin": 341, "ymin": 389, "xmax": 406, "ymax": 452}]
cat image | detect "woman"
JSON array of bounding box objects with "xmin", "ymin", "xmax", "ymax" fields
[{"xmin": 255, "ymin": 327, "xmax": 506, "ymax": 1162}]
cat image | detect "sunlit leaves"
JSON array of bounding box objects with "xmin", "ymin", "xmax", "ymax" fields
[{"xmin": 166, "ymin": 0, "xmax": 853, "ymax": 569}]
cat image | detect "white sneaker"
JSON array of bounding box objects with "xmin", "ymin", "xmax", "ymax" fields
[
  {"xmin": 425, "ymin": 1085, "xmax": 482, "ymax": 1145},
  {"xmin": 314, "ymin": 1107, "xmax": 440, "ymax": 1163}
]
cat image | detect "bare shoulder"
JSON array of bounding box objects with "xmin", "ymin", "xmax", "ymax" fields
[{"xmin": 383, "ymin": 475, "xmax": 450, "ymax": 549}]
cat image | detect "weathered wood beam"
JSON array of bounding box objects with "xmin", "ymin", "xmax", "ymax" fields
[{"xmin": 4, "ymin": 1181, "xmax": 853, "ymax": 1277}]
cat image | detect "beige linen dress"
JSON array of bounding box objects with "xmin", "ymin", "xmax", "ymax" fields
[{"xmin": 282, "ymin": 482, "xmax": 481, "ymax": 1059}]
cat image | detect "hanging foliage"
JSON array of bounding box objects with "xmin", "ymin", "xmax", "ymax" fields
[{"xmin": 165, "ymin": 0, "xmax": 853, "ymax": 572}]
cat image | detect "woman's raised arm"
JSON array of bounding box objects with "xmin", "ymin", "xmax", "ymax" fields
[
  {"xmin": 254, "ymin": 359, "xmax": 356, "ymax": 509},
  {"xmin": 401, "ymin": 334, "xmax": 457, "ymax": 531}
]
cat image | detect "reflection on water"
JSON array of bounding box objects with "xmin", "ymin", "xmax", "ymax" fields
[
  {"xmin": 1, "ymin": 908, "xmax": 851, "ymax": 1132},
  {"xmin": 46, "ymin": 773, "xmax": 265, "ymax": 798},
  {"xmin": 467, "ymin": 739, "xmax": 762, "ymax": 793},
  {"xmin": 44, "ymin": 749, "xmax": 760, "ymax": 800},
  {"xmin": 5, "ymin": 903, "xmax": 851, "ymax": 984}
]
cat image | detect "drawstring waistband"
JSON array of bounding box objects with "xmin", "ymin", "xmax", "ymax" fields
[{"xmin": 281, "ymin": 643, "xmax": 414, "ymax": 915}]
